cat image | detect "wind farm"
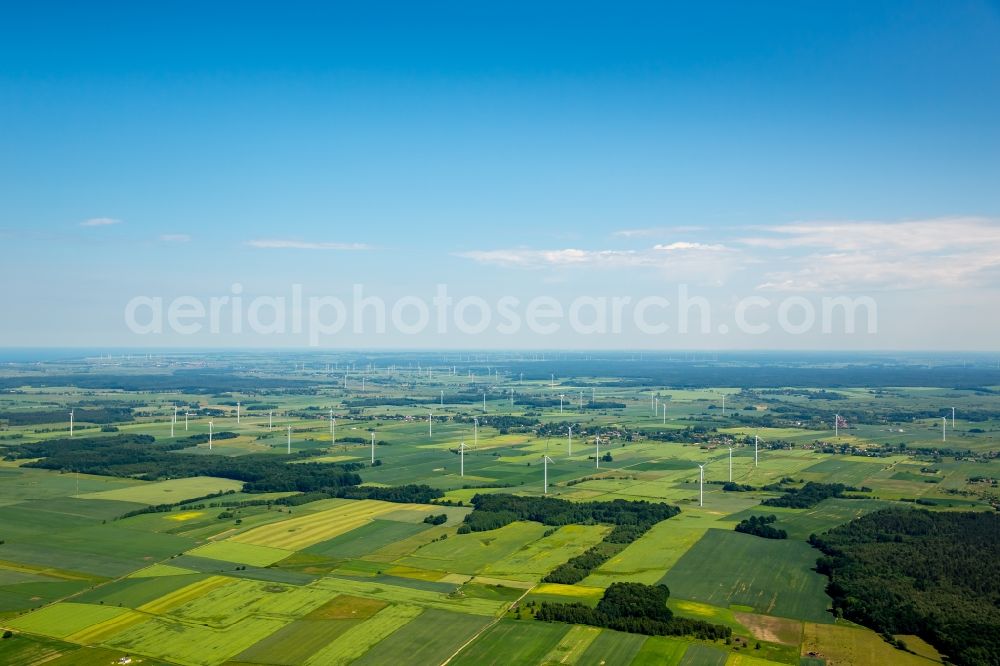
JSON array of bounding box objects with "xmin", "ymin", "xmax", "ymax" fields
[{"xmin": 0, "ymin": 351, "xmax": 997, "ymax": 665}]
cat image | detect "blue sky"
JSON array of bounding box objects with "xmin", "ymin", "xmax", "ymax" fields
[{"xmin": 2, "ymin": 1, "xmax": 999, "ymax": 349}]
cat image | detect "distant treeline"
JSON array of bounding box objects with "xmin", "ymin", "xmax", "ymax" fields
[
  {"xmin": 0, "ymin": 407, "xmax": 134, "ymax": 426},
  {"xmin": 461, "ymin": 494, "xmax": 679, "ymax": 584},
  {"xmin": 512, "ymin": 362, "xmax": 1000, "ymax": 389},
  {"xmin": 5, "ymin": 433, "xmax": 363, "ymax": 494},
  {"xmin": 810, "ymin": 508, "xmax": 1000, "ymax": 666},
  {"xmin": 0, "ymin": 370, "xmax": 318, "ymax": 393},
  {"xmin": 534, "ymin": 582, "xmax": 730, "ymax": 640}
]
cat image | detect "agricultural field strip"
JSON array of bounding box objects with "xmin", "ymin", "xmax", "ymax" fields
[
  {"xmin": 302, "ymin": 604, "xmax": 424, "ymax": 666},
  {"xmin": 313, "ymin": 576, "xmax": 515, "ymax": 617},
  {"xmin": 136, "ymin": 575, "xmax": 232, "ymax": 614},
  {"xmin": 229, "ymin": 499, "xmax": 439, "ymax": 550},
  {"xmin": 440, "ymin": 584, "xmax": 535, "ymax": 665}
]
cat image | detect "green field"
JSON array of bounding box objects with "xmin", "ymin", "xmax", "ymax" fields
[
  {"xmin": 79, "ymin": 476, "xmax": 244, "ymax": 504},
  {"xmin": 662, "ymin": 529, "xmax": 834, "ymax": 623}
]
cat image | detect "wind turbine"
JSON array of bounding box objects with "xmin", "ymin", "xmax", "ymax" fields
[
  {"xmin": 559, "ymin": 394, "xmax": 565, "ymax": 414},
  {"xmin": 595, "ymin": 435, "xmax": 601, "ymax": 469},
  {"xmin": 459, "ymin": 442, "xmax": 468, "ymax": 477},
  {"xmin": 755, "ymin": 435, "xmax": 759, "ymax": 467},
  {"xmin": 834, "ymin": 413, "xmax": 839, "ymax": 438},
  {"xmin": 370, "ymin": 431, "xmax": 376, "ymax": 463},
  {"xmin": 209, "ymin": 420, "xmax": 213, "ymax": 450},
  {"xmin": 473, "ymin": 417, "xmax": 479, "ymax": 450},
  {"xmin": 951, "ymin": 407, "xmax": 956, "ymax": 428},
  {"xmin": 286, "ymin": 425, "xmax": 291, "ymax": 454},
  {"xmin": 185, "ymin": 411, "xmax": 190, "ymax": 431},
  {"xmin": 721, "ymin": 393, "xmax": 726, "ymax": 416},
  {"xmin": 236, "ymin": 401, "xmax": 241, "ymax": 425},
  {"xmin": 550, "ymin": 373, "xmax": 555, "ymax": 387},
  {"xmin": 268, "ymin": 411, "xmax": 273, "ymax": 431},
  {"xmin": 543, "ymin": 455, "xmax": 554, "ymax": 494},
  {"xmin": 440, "ymin": 390, "xmax": 444, "ymax": 407},
  {"xmin": 170, "ymin": 407, "xmax": 176, "ymax": 438},
  {"xmin": 567, "ymin": 426, "xmax": 573, "ymax": 457},
  {"xmin": 728, "ymin": 447, "xmax": 733, "ymax": 482},
  {"xmin": 428, "ymin": 412, "xmax": 433, "ymax": 438},
  {"xmin": 942, "ymin": 417, "xmax": 947, "ymax": 442},
  {"xmin": 698, "ymin": 464, "xmax": 705, "ymax": 507},
  {"xmin": 329, "ymin": 409, "xmax": 335, "ymax": 444},
  {"xmin": 482, "ymin": 391, "xmax": 487, "ymax": 413},
  {"xmin": 662, "ymin": 403, "xmax": 667, "ymax": 425},
  {"xmin": 69, "ymin": 409, "xmax": 74, "ymax": 438}
]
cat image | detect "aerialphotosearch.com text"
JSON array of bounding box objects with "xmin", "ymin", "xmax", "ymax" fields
[{"xmin": 124, "ymin": 284, "xmax": 878, "ymax": 345}]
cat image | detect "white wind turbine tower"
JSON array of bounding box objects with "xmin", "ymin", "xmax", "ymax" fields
[
  {"xmin": 473, "ymin": 416, "xmax": 479, "ymax": 450},
  {"xmin": 651, "ymin": 392, "xmax": 655, "ymax": 413},
  {"xmin": 654, "ymin": 396, "xmax": 659, "ymax": 416},
  {"xmin": 268, "ymin": 411, "xmax": 273, "ymax": 431},
  {"xmin": 329, "ymin": 409, "xmax": 335, "ymax": 444},
  {"xmin": 721, "ymin": 393, "xmax": 726, "ymax": 416},
  {"xmin": 370, "ymin": 431, "xmax": 376, "ymax": 463},
  {"xmin": 209, "ymin": 420, "xmax": 214, "ymax": 450},
  {"xmin": 440, "ymin": 390, "xmax": 444, "ymax": 407},
  {"xmin": 459, "ymin": 442, "xmax": 468, "ymax": 477},
  {"xmin": 482, "ymin": 392, "xmax": 487, "ymax": 413},
  {"xmin": 559, "ymin": 394, "xmax": 565, "ymax": 414},
  {"xmin": 236, "ymin": 401, "xmax": 240, "ymax": 425},
  {"xmin": 595, "ymin": 435, "xmax": 601, "ymax": 469},
  {"xmin": 428, "ymin": 412, "xmax": 433, "ymax": 438},
  {"xmin": 755, "ymin": 435, "xmax": 759, "ymax": 467},
  {"xmin": 942, "ymin": 417, "xmax": 947, "ymax": 442},
  {"xmin": 728, "ymin": 447, "xmax": 733, "ymax": 482},
  {"xmin": 550, "ymin": 373, "xmax": 555, "ymax": 388},
  {"xmin": 662, "ymin": 403, "xmax": 667, "ymax": 425},
  {"xmin": 834, "ymin": 413, "xmax": 839, "ymax": 438},
  {"xmin": 171, "ymin": 407, "xmax": 176, "ymax": 438},
  {"xmin": 185, "ymin": 411, "xmax": 190, "ymax": 431},
  {"xmin": 69, "ymin": 409, "xmax": 74, "ymax": 437},
  {"xmin": 698, "ymin": 464, "xmax": 705, "ymax": 506},
  {"xmin": 543, "ymin": 455, "xmax": 554, "ymax": 494},
  {"xmin": 951, "ymin": 407, "xmax": 955, "ymax": 428},
  {"xmin": 567, "ymin": 426, "xmax": 573, "ymax": 457},
  {"xmin": 286, "ymin": 425, "xmax": 291, "ymax": 454}
]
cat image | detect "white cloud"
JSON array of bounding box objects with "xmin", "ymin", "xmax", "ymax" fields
[
  {"xmin": 653, "ymin": 242, "xmax": 726, "ymax": 252},
  {"xmin": 80, "ymin": 217, "xmax": 121, "ymax": 227},
  {"xmin": 247, "ymin": 239, "xmax": 373, "ymax": 251},
  {"xmin": 159, "ymin": 234, "xmax": 191, "ymax": 243},
  {"xmin": 613, "ymin": 225, "xmax": 706, "ymax": 238},
  {"xmin": 457, "ymin": 218, "xmax": 1000, "ymax": 293},
  {"xmin": 456, "ymin": 243, "xmax": 741, "ymax": 285},
  {"xmin": 743, "ymin": 218, "xmax": 1000, "ymax": 291}
]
